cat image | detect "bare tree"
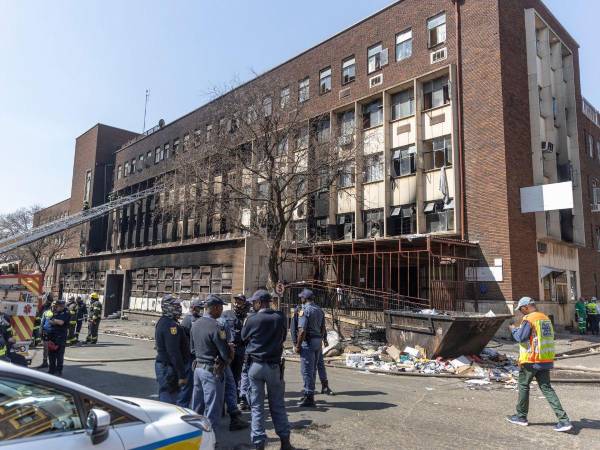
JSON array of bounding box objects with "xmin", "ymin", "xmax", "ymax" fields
[
  {"xmin": 0, "ymin": 206, "xmax": 76, "ymax": 276},
  {"xmin": 159, "ymin": 81, "xmax": 358, "ymax": 288}
]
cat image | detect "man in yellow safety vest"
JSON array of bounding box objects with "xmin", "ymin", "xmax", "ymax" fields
[{"xmin": 506, "ymin": 297, "xmax": 572, "ymax": 432}]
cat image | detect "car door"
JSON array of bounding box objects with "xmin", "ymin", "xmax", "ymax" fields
[{"xmin": 0, "ymin": 374, "xmax": 124, "ymax": 449}]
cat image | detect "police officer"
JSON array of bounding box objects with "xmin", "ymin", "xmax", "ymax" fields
[
  {"xmin": 35, "ymin": 294, "xmax": 54, "ymax": 368},
  {"xmin": 0, "ymin": 313, "xmax": 15, "ymax": 362},
  {"xmin": 291, "ymin": 297, "xmax": 334, "ymax": 396},
  {"xmin": 294, "ymin": 288, "xmax": 326, "ymax": 407},
  {"xmin": 221, "ymin": 294, "xmax": 250, "ymax": 393},
  {"xmin": 46, "ymin": 299, "xmax": 70, "ymax": 376},
  {"xmin": 190, "ymin": 294, "xmax": 232, "ymax": 430},
  {"xmin": 86, "ymin": 292, "xmax": 103, "ymax": 344},
  {"xmin": 217, "ymin": 303, "xmax": 249, "ymax": 431},
  {"xmin": 75, "ymin": 296, "xmax": 87, "ymax": 343},
  {"xmin": 181, "ymin": 298, "xmax": 204, "ymax": 338},
  {"xmin": 242, "ymin": 290, "xmax": 293, "ymax": 450},
  {"xmin": 155, "ymin": 295, "xmax": 191, "ymax": 406},
  {"xmin": 65, "ymin": 297, "xmax": 78, "ymax": 346},
  {"xmin": 238, "ymin": 297, "xmax": 256, "ymax": 411}
]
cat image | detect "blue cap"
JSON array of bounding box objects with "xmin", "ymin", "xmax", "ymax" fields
[
  {"xmin": 190, "ymin": 298, "xmax": 205, "ymax": 308},
  {"xmin": 298, "ymin": 288, "xmax": 314, "ymax": 299},
  {"xmin": 233, "ymin": 293, "xmax": 247, "ymax": 301},
  {"xmin": 516, "ymin": 297, "xmax": 534, "ymax": 309},
  {"xmin": 205, "ymin": 294, "xmax": 225, "ymax": 307},
  {"xmin": 250, "ymin": 289, "xmax": 272, "ymax": 303}
]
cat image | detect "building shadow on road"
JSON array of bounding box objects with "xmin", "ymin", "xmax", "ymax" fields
[{"xmin": 60, "ymin": 365, "xmax": 157, "ymax": 397}]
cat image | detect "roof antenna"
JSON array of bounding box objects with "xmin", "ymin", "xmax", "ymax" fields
[{"xmin": 143, "ymin": 89, "xmax": 150, "ymax": 132}]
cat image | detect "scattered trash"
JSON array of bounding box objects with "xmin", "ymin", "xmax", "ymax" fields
[
  {"xmin": 403, "ymin": 346, "xmax": 421, "ymax": 358},
  {"xmin": 419, "ymin": 309, "xmax": 439, "ymax": 315},
  {"xmin": 465, "ymin": 379, "xmax": 491, "ymax": 386},
  {"xmin": 484, "ymin": 310, "xmax": 496, "ymax": 317}
]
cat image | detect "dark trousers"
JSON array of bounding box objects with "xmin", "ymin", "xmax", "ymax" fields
[
  {"xmin": 48, "ymin": 343, "xmax": 66, "ymax": 375},
  {"xmin": 516, "ymin": 365, "xmax": 568, "ymax": 421},
  {"xmin": 231, "ymin": 350, "xmax": 245, "ymax": 393},
  {"xmin": 76, "ymin": 319, "xmax": 84, "ymax": 335},
  {"xmin": 589, "ymin": 314, "xmax": 600, "ymax": 335}
]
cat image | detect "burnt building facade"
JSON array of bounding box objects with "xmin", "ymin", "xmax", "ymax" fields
[{"xmin": 34, "ymin": 0, "xmax": 600, "ymax": 326}]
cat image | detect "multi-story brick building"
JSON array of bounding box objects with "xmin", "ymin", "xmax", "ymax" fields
[{"xmin": 32, "ymin": 0, "xmax": 600, "ymax": 327}]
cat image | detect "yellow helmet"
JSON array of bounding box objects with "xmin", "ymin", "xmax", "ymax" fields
[{"xmin": 90, "ymin": 292, "xmax": 99, "ymax": 300}]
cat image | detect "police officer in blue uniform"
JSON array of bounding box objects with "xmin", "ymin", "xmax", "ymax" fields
[
  {"xmin": 238, "ymin": 297, "xmax": 255, "ymax": 411},
  {"xmin": 221, "ymin": 294, "xmax": 250, "ymax": 392},
  {"xmin": 217, "ymin": 305, "xmax": 250, "ymax": 431},
  {"xmin": 190, "ymin": 294, "xmax": 232, "ymax": 430},
  {"xmin": 155, "ymin": 295, "xmax": 191, "ymax": 406},
  {"xmin": 46, "ymin": 299, "xmax": 70, "ymax": 376},
  {"xmin": 181, "ymin": 298, "xmax": 204, "ymax": 338},
  {"xmin": 294, "ymin": 288, "xmax": 326, "ymax": 407},
  {"xmin": 242, "ymin": 290, "xmax": 294, "ymax": 450},
  {"xmin": 291, "ymin": 298, "xmax": 334, "ymax": 396}
]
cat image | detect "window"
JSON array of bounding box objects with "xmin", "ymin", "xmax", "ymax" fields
[
  {"xmin": 427, "ymin": 12, "xmax": 447, "ymax": 47},
  {"xmin": 147, "ymin": 150, "xmax": 152, "ymax": 162},
  {"xmin": 219, "ymin": 117, "xmax": 227, "ymax": 134},
  {"xmin": 396, "ymin": 29, "xmax": 413, "ymax": 61},
  {"xmin": 163, "ymin": 143, "xmax": 170, "ymax": 159},
  {"xmin": 597, "ymin": 140, "xmax": 600, "ymax": 161},
  {"xmin": 339, "ymin": 161, "xmax": 355, "ymax": 187},
  {"xmin": 389, "ymin": 204, "xmax": 416, "ymax": 235},
  {"xmin": 206, "ymin": 124, "xmax": 213, "ymax": 142},
  {"xmin": 552, "ymin": 97, "xmax": 558, "ymax": 121},
  {"xmin": 364, "ymin": 209, "xmax": 384, "ymax": 238},
  {"xmin": 336, "ymin": 213, "xmax": 355, "ymax": 240},
  {"xmin": 425, "ymin": 199, "xmax": 454, "ymax": 232},
  {"xmin": 367, "ymin": 43, "xmax": 388, "ymax": 74},
  {"xmin": 154, "ymin": 146, "xmax": 161, "ymax": 163},
  {"xmin": 257, "ymin": 181, "xmax": 269, "ymax": 200},
  {"xmin": 314, "ymin": 117, "xmax": 330, "ymax": 142},
  {"xmin": 296, "ymin": 126, "xmax": 309, "ymax": 149},
  {"xmin": 263, "ymin": 97, "xmax": 272, "ymax": 116},
  {"xmin": 423, "ymin": 76, "xmax": 450, "ymax": 110},
  {"xmin": 362, "ymin": 99, "xmax": 383, "ymax": 129},
  {"xmin": 391, "ymin": 89, "xmax": 415, "ymax": 120},
  {"xmin": 342, "ymin": 56, "xmax": 356, "ymax": 84},
  {"xmin": 315, "ymin": 217, "xmax": 329, "ymax": 241},
  {"xmin": 587, "ymin": 133, "xmax": 594, "ymax": 158},
  {"xmin": 339, "ymin": 110, "xmax": 355, "ymax": 138},
  {"xmin": 82, "ymin": 397, "xmax": 138, "ymax": 426},
  {"xmin": 596, "ymin": 227, "xmax": 600, "ymax": 252},
  {"xmin": 139, "ymin": 154, "xmax": 144, "ymax": 170},
  {"xmin": 130, "ymin": 158, "xmax": 136, "ymax": 173},
  {"xmin": 298, "ymin": 78, "xmax": 310, "ymax": 102},
  {"xmin": 292, "ymin": 221, "xmax": 307, "ymax": 242},
  {"xmin": 319, "ymin": 67, "xmax": 332, "ymax": 94},
  {"xmin": 364, "ymin": 153, "xmax": 384, "ymax": 182},
  {"xmin": 280, "ymin": 86, "xmax": 290, "ymax": 108},
  {"xmin": 592, "ymin": 186, "xmax": 600, "ymax": 206},
  {"xmin": 392, "ymin": 145, "xmax": 416, "ymax": 176},
  {"xmin": 423, "ymin": 135, "xmax": 452, "ymax": 170},
  {"xmin": 84, "ymin": 170, "xmax": 92, "ymax": 202},
  {"xmin": 124, "ymin": 161, "xmax": 129, "ymax": 177},
  {"xmin": 173, "ymin": 138, "xmax": 180, "ymax": 155},
  {"xmin": 117, "ymin": 165, "xmax": 122, "ymax": 180},
  {"xmin": 0, "ymin": 376, "xmax": 83, "ymax": 441}
]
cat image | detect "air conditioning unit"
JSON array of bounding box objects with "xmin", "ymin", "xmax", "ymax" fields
[
  {"xmin": 541, "ymin": 141, "xmax": 554, "ymax": 153},
  {"xmin": 338, "ymin": 134, "xmax": 354, "ymax": 146},
  {"xmin": 369, "ymin": 74, "xmax": 383, "ymax": 89},
  {"xmin": 430, "ymin": 47, "xmax": 448, "ymax": 64}
]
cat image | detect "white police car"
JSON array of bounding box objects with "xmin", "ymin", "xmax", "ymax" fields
[{"xmin": 0, "ymin": 361, "xmax": 216, "ymax": 449}]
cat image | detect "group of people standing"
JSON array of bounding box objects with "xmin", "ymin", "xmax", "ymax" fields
[
  {"xmin": 32, "ymin": 292, "xmax": 103, "ymax": 375},
  {"xmin": 575, "ymin": 296, "xmax": 599, "ymax": 335},
  {"xmin": 154, "ymin": 287, "xmax": 333, "ymax": 450}
]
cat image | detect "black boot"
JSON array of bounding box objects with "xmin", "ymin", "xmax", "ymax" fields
[
  {"xmin": 280, "ymin": 436, "xmax": 295, "ymax": 450},
  {"xmin": 229, "ymin": 412, "xmax": 249, "ymax": 431},
  {"xmin": 297, "ymin": 393, "xmax": 316, "ymax": 407},
  {"xmin": 321, "ymin": 381, "xmax": 335, "ymax": 396},
  {"xmin": 239, "ymin": 395, "xmax": 250, "ymax": 411}
]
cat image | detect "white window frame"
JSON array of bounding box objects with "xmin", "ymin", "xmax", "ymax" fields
[
  {"xmin": 342, "ymin": 56, "xmax": 356, "ymax": 84},
  {"xmin": 391, "ymin": 89, "xmax": 415, "ymax": 120},
  {"xmin": 364, "ymin": 153, "xmax": 384, "ymax": 183},
  {"xmin": 319, "ymin": 67, "xmax": 332, "ymax": 94},
  {"xmin": 367, "ymin": 43, "xmax": 387, "ymax": 74},
  {"xmin": 298, "ymin": 78, "xmax": 310, "ymax": 103},
  {"xmin": 280, "ymin": 86, "xmax": 290, "ymax": 108},
  {"xmin": 427, "ymin": 12, "xmax": 447, "ymax": 48},
  {"xmin": 396, "ymin": 29, "xmax": 413, "ymax": 61},
  {"xmin": 117, "ymin": 165, "xmax": 122, "ymax": 180}
]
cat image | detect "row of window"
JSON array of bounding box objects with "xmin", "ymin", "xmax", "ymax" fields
[
  {"xmin": 117, "ymin": 137, "xmax": 186, "ymax": 180},
  {"xmin": 297, "ymin": 12, "xmax": 446, "ymax": 102}
]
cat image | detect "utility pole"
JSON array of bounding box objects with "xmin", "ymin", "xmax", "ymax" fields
[{"xmin": 143, "ymin": 89, "xmax": 150, "ymax": 132}]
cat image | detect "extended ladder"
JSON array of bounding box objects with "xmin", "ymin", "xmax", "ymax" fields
[{"xmin": 0, "ymin": 185, "xmax": 163, "ymax": 254}]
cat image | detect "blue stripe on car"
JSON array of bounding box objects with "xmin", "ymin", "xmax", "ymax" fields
[{"xmin": 129, "ymin": 430, "xmax": 203, "ymax": 450}]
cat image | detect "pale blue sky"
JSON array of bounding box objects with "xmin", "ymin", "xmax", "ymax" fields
[{"xmin": 1, "ymin": 0, "xmax": 598, "ymax": 213}]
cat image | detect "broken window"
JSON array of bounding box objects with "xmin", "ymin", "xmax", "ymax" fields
[
  {"xmin": 363, "ymin": 209, "xmax": 384, "ymax": 238},
  {"xmin": 315, "ymin": 217, "xmax": 329, "ymax": 241},
  {"xmin": 427, "ymin": 12, "xmax": 446, "ymax": 48},
  {"xmin": 336, "ymin": 213, "xmax": 355, "ymax": 240},
  {"xmin": 423, "ymin": 135, "xmax": 452, "ymax": 170},
  {"xmin": 425, "ymin": 199, "xmax": 454, "ymax": 232},
  {"xmin": 392, "ymin": 145, "xmax": 416, "ymax": 177},
  {"xmin": 389, "ymin": 204, "xmax": 416, "ymax": 235},
  {"xmin": 423, "ymin": 76, "xmax": 450, "ymax": 110}
]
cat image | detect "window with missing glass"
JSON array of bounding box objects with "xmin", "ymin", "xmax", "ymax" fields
[
  {"xmin": 364, "ymin": 153, "xmax": 384, "ymax": 182},
  {"xmin": 315, "ymin": 217, "xmax": 329, "ymax": 241},
  {"xmin": 389, "ymin": 204, "xmax": 416, "ymax": 235},
  {"xmin": 423, "ymin": 76, "xmax": 450, "ymax": 110},
  {"xmin": 342, "ymin": 56, "xmax": 356, "ymax": 84},
  {"xmin": 339, "ymin": 161, "xmax": 355, "ymax": 188},
  {"xmin": 280, "ymin": 86, "xmax": 290, "ymax": 108},
  {"xmin": 319, "ymin": 67, "xmax": 332, "ymax": 94},
  {"xmin": 423, "ymin": 135, "xmax": 452, "ymax": 170},
  {"xmin": 425, "ymin": 199, "xmax": 454, "ymax": 232},
  {"xmin": 364, "ymin": 209, "xmax": 384, "ymax": 238},
  {"xmin": 396, "ymin": 29, "xmax": 413, "ymax": 61},
  {"xmin": 298, "ymin": 77, "xmax": 310, "ymax": 103},
  {"xmin": 427, "ymin": 12, "xmax": 447, "ymax": 47},
  {"xmin": 391, "ymin": 89, "xmax": 415, "ymax": 120},
  {"xmin": 336, "ymin": 213, "xmax": 355, "ymax": 240},
  {"xmin": 362, "ymin": 99, "xmax": 383, "ymax": 128},
  {"xmin": 139, "ymin": 154, "xmax": 144, "ymax": 170},
  {"xmin": 392, "ymin": 145, "xmax": 416, "ymax": 177}
]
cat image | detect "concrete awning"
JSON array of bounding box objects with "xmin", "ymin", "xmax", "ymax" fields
[{"xmin": 540, "ymin": 266, "xmax": 565, "ymax": 279}]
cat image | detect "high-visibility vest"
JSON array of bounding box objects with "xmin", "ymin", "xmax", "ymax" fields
[
  {"xmin": 0, "ymin": 344, "xmax": 6, "ymax": 357},
  {"xmin": 42, "ymin": 310, "xmax": 54, "ymax": 332},
  {"xmin": 586, "ymin": 302, "xmax": 598, "ymax": 315},
  {"xmin": 518, "ymin": 311, "xmax": 555, "ymax": 365}
]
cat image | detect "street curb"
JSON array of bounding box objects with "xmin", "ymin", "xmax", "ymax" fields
[{"xmin": 64, "ymin": 356, "xmax": 155, "ymax": 363}]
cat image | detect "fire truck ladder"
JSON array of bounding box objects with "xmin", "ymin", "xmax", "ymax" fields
[{"xmin": 0, "ymin": 185, "xmax": 164, "ymax": 255}]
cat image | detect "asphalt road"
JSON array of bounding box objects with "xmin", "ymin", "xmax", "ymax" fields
[{"xmin": 29, "ymin": 335, "xmax": 600, "ymax": 450}]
